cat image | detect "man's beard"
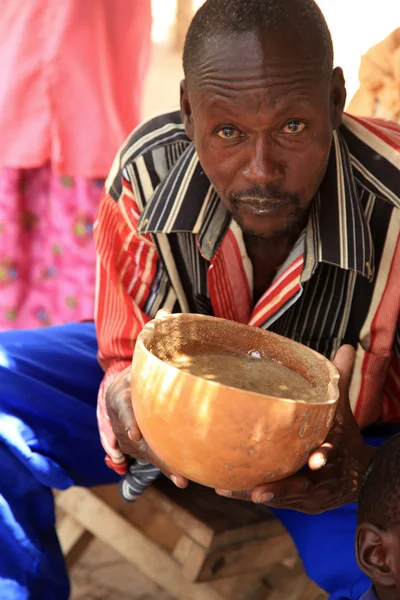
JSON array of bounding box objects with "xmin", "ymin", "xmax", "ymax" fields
[{"xmin": 229, "ymin": 184, "xmax": 309, "ymax": 240}]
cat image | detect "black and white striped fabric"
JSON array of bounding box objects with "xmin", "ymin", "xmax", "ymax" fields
[{"xmin": 120, "ymin": 460, "xmax": 161, "ymax": 501}]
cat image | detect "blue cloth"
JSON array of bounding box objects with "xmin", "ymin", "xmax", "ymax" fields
[
  {"xmin": 360, "ymin": 587, "xmax": 379, "ymax": 600},
  {"xmin": 0, "ymin": 323, "xmax": 119, "ymax": 600},
  {"xmin": 0, "ymin": 322, "xmax": 387, "ymax": 599}
]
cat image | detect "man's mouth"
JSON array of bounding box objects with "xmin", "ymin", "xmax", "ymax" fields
[{"xmin": 237, "ymin": 198, "xmax": 291, "ymax": 214}]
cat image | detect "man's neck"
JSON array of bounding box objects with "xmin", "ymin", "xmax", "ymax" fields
[
  {"xmin": 243, "ymin": 233, "xmax": 299, "ymax": 302},
  {"xmin": 243, "ymin": 234, "xmax": 297, "ymax": 266}
]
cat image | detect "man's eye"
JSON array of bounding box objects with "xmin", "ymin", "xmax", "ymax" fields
[
  {"xmin": 281, "ymin": 120, "xmax": 306, "ymax": 134},
  {"xmin": 217, "ymin": 126, "xmax": 242, "ymax": 139}
]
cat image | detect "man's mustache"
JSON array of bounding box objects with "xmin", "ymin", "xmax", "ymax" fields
[{"xmin": 229, "ymin": 185, "xmax": 300, "ymax": 206}]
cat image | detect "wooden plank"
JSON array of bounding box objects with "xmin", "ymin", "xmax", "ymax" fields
[
  {"xmin": 197, "ymin": 534, "xmax": 297, "ymax": 582},
  {"xmin": 172, "ymin": 528, "xmax": 296, "ymax": 584},
  {"xmin": 57, "ymin": 486, "xmax": 317, "ymax": 600},
  {"xmin": 300, "ymin": 583, "xmax": 329, "ymax": 600},
  {"xmin": 56, "ymin": 512, "xmax": 94, "ymax": 569},
  {"xmin": 93, "ymin": 480, "xmax": 282, "ymax": 552},
  {"xmin": 92, "ymin": 483, "xmax": 294, "ymax": 586},
  {"xmin": 92, "ymin": 484, "xmax": 182, "ymax": 552},
  {"xmin": 56, "ymin": 487, "xmax": 227, "ymax": 600},
  {"xmin": 154, "ymin": 479, "xmax": 272, "ymax": 529},
  {"xmin": 64, "ymin": 531, "xmax": 94, "ymax": 570},
  {"xmin": 262, "ymin": 560, "xmax": 328, "ymax": 600},
  {"xmin": 173, "ymin": 534, "xmax": 208, "ymax": 582},
  {"xmin": 152, "ymin": 478, "xmax": 277, "ymax": 549},
  {"xmin": 211, "ymin": 516, "xmax": 286, "ymax": 551},
  {"xmin": 146, "ymin": 486, "xmax": 215, "ymax": 548},
  {"xmin": 57, "ymin": 514, "xmax": 86, "ymax": 555},
  {"xmin": 212, "ymin": 574, "xmax": 270, "ymax": 600},
  {"xmin": 94, "ymin": 481, "xmax": 286, "ymax": 560},
  {"xmin": 94, "ymin": 483, "xmax": 206, "ymax": 549}
]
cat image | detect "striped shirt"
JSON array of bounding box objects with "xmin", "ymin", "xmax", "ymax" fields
[{"xmin": 94, "ymin": 110, "xmax": 400, "ymax": 476}]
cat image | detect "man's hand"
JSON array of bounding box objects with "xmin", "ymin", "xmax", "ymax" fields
[
  {"xmin": 106, "ymin": 366, "xmax": 188, "ymax": 488},
  {"xmin": 216, "ymin": 345, "xmax": 376, "ymax": 514}
]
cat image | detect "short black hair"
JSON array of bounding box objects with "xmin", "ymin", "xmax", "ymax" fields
[
  {"xmin": 183, "ymin": 0, "xmax": 334, "ymax": 83},
  {"xmin": 358, "ymin": 434, "xmax": 400, "ymax": 529}
]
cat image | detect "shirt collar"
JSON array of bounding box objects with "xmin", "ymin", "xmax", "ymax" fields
[
  {"xmin": 137, "ymin": 120, "xmax": 375, "ymax": 278},
  {"xmin": 136, "ymin": 143, "xmax": 231, "ymax": 260}
]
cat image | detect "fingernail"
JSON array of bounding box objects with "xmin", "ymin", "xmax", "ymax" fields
[
  {"xmin": 127, "ymin": 430, "xmax": 134, "ymax": 442},
  {"xmin": 255, "ymin": 492, "xmax": 274, "ymax": 504},
  {"xmin": 314, "ymin": 455, "xmax": 327, "ymax": 469},
  {"xmin": 216, "ymin": 489, "xmax": 232, "ymax": 497},
  {"xmin": 171, "ymin": 475, "xmax": 180, "ymax": 487}
]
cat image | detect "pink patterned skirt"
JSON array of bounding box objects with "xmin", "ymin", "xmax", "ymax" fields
[{"xmin": 0, "ymin": 165, "xmax": 103, "ymax": 330}]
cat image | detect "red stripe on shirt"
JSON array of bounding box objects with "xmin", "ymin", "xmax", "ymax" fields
[
  {"xmin": 208, "ymin": 229, "xmax": 252, "ymax": 323},
  {"xmin": 355, "ymin": 236, "xmax": 400, "ymax": 426},
  {"xmin": 249, "ymin": 257, "xmax": 304, "ymax": 327}
]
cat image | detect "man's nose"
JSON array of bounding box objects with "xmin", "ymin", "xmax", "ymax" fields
[{"xmin": 242, "ymin": 135, "xmax": 284, "ymax": 186}]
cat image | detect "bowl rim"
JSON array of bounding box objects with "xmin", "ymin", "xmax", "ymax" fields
[{"xmin": 134, "ymin": 312, "xmax": 340, "ymax": 406}]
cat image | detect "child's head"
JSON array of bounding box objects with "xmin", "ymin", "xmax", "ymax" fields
[{"xmin": 357, "ymin": 434, "xmax": 400, "ymax": 599}]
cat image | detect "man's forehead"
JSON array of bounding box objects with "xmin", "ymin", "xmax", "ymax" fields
[
  {"xmin": 191, "ymin": 30, "xmax": 327, "ymax": 91},
  {"xmin": 189, "ymin": 85, "xmax": 324, "ymax": 124},
  {"xmin": 197, "ymin": 89, "xmax": 319, "ymax": 112}
]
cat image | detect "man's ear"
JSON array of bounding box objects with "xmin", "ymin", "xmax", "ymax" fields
[
  {"xmin": 330, "ymin": 67, "xmax": 347, "ymax": 130},
  {"xmin": 180, "ymin": 80, "xmax": 194, "ymax": 140},
  {"xmin": 356, "ymin": 524, "xmax": 396, "ymax": 587}
]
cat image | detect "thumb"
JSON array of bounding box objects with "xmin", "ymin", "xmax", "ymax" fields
[
  {"xmin": 308, "ymin": 442, "xmax": 337, "ymax": 470},
  {"xmin": 332, "ymin": 344, "xmax": 355, "ymax": 398},
  {"xmin": 118, "ymin": 398, "xmax": 143, "ymax": 443},
  {"xmin": 308, "ymin": 345, "xmax": 355, "ymax": 471},
  {"xmin": 155, "ymin": 308, "xmax": 172, "ymax": 319}
]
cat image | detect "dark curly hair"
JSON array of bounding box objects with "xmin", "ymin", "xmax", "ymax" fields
[
  {"xmin": 183, "ymin": 0, "xmax": 334, "ymax": 83},
  {"xmin": 358, "ymin": 434, "xmax": 400, "ymax": 529}
]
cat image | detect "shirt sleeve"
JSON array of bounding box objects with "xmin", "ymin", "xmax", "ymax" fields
[
  {"xmin": 382, "ymin": 320, "xmax": 400, "ymax": 423},
  {"xmin": 94, "ymin": 173, "xmax": 159, "ymax": 474}
]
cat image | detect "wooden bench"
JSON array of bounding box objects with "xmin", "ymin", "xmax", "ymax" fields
[{"xmin": 56, "ymin": 478, "xmax": 327, "ymax": 599}]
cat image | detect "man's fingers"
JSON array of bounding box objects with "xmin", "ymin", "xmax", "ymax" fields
[
  {"xmin": 215, "ymin": 489, "xmax": 253, "ymax": 501},
  {"xmin": 123, "ymin": 439, "xmax": 189, "ymax": 489},
  {"xmin": 155, "ymin": 308, "xmax": 172, "ymax": 320},
  {"xmin": 251, "ymin": 473, "xmax": 313, "ymax": 504},
  {"xmin": 217, "ymin": 475, "xmax": 314, "ymax": 505},
  {"xmin": 117, "ymin": 401, "xmax": 142, "ymax": 442},
  {"xmin": 170, "ymin": 474, "xmax": 189, "ymax": 489},
  {"xmin": 106, "ymin": 362, "xmax": 188, "ymax": 489},
  {"xmin": 141, "ymin": 442, "xmax": 188, "ymax": 489},
  {"xmin": 333, "ymin": 344, "xmax": 355, "ymax": 396},
  {"xmin": 107, "ymin": 366, "xmax": 141, "ymax": 440},
  {"xmin": 308, "ymin": 442, "xmax": 337, "ymax": 470}
]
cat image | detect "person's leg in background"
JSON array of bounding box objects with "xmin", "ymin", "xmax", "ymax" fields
[
  {"xmin": 272, "ymin": 426, "xmax": 398, "ymax": 599},
  {"xmin": 0, "ymin": 164, "xmax": 104, "ymax": 330},
  {"xmin": 0, "ymin": 322, "xmax": 118, "ymax": 600}
]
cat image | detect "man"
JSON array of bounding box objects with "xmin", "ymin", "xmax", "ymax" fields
[{"xmin": 0, "ymin": 0, "xmax": 399, "ymax": 598}]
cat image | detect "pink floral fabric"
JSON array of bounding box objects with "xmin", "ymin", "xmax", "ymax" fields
[{"xmin": 0, "ymin": 165, "xmax": 103, "ymax": 329}]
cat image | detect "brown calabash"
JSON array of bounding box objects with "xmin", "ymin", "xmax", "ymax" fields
[{"xmin": 132, "ymin": 313, "xmax": 339, "ymax": 491}]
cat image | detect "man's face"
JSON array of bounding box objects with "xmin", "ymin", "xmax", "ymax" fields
[{"xmin": 181, "ymin": 30, "xmax": 345, "ymax": 240}]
